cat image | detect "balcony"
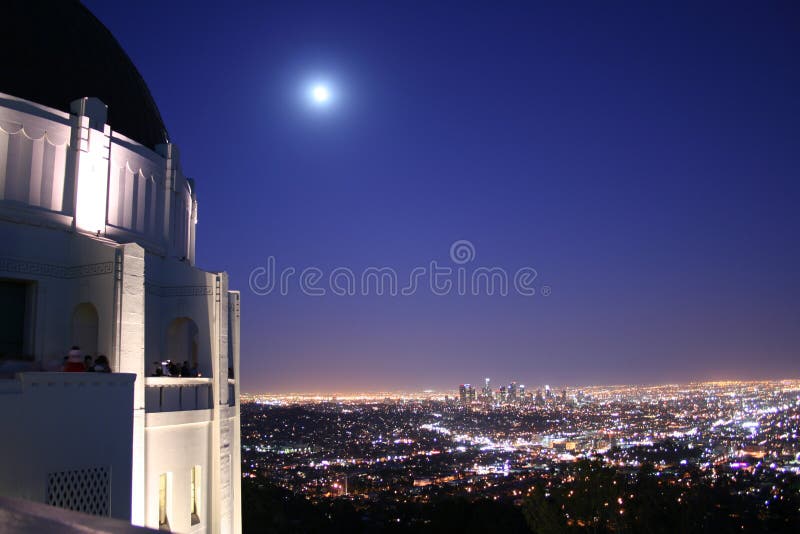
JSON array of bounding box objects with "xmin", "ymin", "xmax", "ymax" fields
[
  {"xmin": 144, "ymin": 377, "xmax": 213, "ymax": 413},
  {"xmin": 0, "ymin": 372, "xmax": 135, "ymax": 520}
]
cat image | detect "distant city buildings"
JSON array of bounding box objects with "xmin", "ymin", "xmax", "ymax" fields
[
  {"xmin": 457, "ymin": 378, "xmax": 570, "ymax": 406},
  {"xmin": 459, "ymin": 384, "xmax": 476, "ymax": 404}
]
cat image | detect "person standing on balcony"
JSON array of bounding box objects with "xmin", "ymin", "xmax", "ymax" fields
[
  {"xmin": 63, "ymin": 346, "xmax": 85, "ymax": 372},
  {"xmin": 92, "ymin": 355, "xmax": 111, "ymax": 373}
]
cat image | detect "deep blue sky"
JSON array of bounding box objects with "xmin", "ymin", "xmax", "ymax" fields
[{"xmin": 84, "ymin": 1, "xmax": 799, "ymax": 393}]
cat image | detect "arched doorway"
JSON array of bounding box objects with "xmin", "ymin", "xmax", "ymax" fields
[
  {"xmin": 165, "ymin": 317, "xmax": 200, "ymax": 371},
  {"xmin": 71, "ymin": 303, "xmax": 99, "ymax": 357}
]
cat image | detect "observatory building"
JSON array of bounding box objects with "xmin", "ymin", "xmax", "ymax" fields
[{"xmin": 0, "ymin": 2, "xmax": 241, "ymax": 532}]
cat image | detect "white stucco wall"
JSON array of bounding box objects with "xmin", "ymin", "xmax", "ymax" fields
[
  {"xmin": 144, "ymin": 415, "xmax": 212, "ymax": 533},
  {"xmin": 0, "ymin": 96, "xmax": 71, "ymax": 216},
  {"xmin": 0, "ymin": 92, "xmax": 196, "ymax": 264},
  {"xmin": 0, "ymin": 373, "xmax": 135, "ymax": 520},
  {"xmin": 0, "ymin": 221, "xmax": 117, "ymax": 367}
]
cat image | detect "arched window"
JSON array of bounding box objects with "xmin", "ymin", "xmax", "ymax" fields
[
  {"xmin": 165, "ymin": 317, "xmax": 200, "ymax": 373},
  {"xmin": 71, "ymin": 303, "xmax": 98, "ymax": 357}
]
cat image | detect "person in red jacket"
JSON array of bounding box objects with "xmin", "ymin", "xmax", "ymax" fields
[{"xmin": 63, "ymin": 346, "xmax": 85, "ymax": 372}]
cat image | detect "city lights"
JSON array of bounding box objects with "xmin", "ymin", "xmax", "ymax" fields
[{"xmin": 242, "ymin": 379, "xmax": 800, "ymax": 530}]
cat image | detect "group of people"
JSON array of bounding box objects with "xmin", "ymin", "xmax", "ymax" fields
[
  {"xmin": 61, "ymin": 347, "xmax": 198, "ymax": 376},
  {"xmin": 62, "ymin": 346, "xmax": 111, "ymax": 373},
  {"xmin": 151, "ymin": 360, "xmax": 200, "ymax": 378}
]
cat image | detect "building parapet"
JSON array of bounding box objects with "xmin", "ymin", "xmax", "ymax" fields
[
  {"xmin": 0, "ymin": 372, "xmax": 136, "ymax": 520},
  {"xmin": 145, "ymin": 377, "xmax": 213, "ymax": 412}
]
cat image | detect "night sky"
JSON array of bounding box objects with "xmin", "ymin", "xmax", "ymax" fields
[{"xmin": 83, "ymin": 1, "xmax": 799, "ymax": 393}]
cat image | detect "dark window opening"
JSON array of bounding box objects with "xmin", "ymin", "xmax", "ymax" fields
[{"xmin": 0, "ymin": 279, "xmax": 35, "ymax": 360}]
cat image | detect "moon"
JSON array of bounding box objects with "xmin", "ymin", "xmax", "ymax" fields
[{"xmin": 311, "ymin": 84, "xmax": 331, "ymax": 104}]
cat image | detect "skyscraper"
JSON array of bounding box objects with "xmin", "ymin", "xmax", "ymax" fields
[
  {"xmin": 459, "ymin": 384, "xmax": 467, "ymax": 404},
  {"xmin": 509, "ymin": 381, "xmax": 518, "ymax": 402}
]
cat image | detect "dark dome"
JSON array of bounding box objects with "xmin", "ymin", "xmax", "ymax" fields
[{"xmin": 1, "ymin": 0, "xmax": 169, "ymax": 149}]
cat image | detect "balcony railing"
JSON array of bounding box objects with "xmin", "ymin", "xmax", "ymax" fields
[{"xmin": 144, "ymin": 377, "xmax": 212, "ymax": 412}]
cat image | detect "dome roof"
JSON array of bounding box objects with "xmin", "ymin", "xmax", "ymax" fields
[{"xmin": 1, "ymin": 0, "xmax": 169, "ymax": 149}]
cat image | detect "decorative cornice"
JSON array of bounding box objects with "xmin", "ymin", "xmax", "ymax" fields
[
  {"xmin": 145, "ymin": 282, "xmax": 213, "ymax": 297},
  {"xmin": 0, "ymin": 257, "xmax": 113, "ymax": 279},
  {"xmin": 0, "ymin": 119, "xmax": 69, "ymax": 146}
]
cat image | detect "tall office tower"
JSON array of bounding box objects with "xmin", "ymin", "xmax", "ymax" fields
[
  {"xmin": 535, "ymin": 389, "xmax": 544, "ymax": 405},
  {"xmin": 519, "ymin": 384, "xmax": 526, "ymax": 401},
  {"xmin": 545, "ymin": 384, "xmax": 552, "ymax": 399},
  {"xmin": 468, "ymin": 384, "xmax": 476, "ymax": 402},
  {"xmin": 483, "ymin": 377, "xmax": 491, "ymax": 397},
  {"xmin": 562, "ymin": 389, "xmax": 567, "ymax": 402},
  {"xmin": 499, "ymin": 385, "xmax": 507, "ymax": 402},
  {"xmin": 0, "ymin": 3, "xmax": 241, "ymax": 532},
  {"xmin": 459, "ymin": 384, "xmax": 467, "ymax": 404},
  {"xmin": 508, "ymin": 381, "xmax": 518, "ymax": 402}
]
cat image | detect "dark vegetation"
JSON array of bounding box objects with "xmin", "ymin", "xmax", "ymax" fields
[{"xmin": 243, "ymin": 461, "xmax": 800, "ymax": 533}]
